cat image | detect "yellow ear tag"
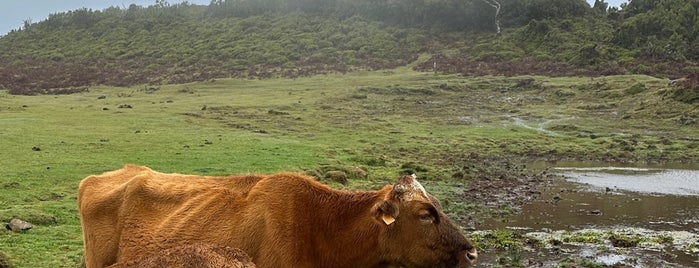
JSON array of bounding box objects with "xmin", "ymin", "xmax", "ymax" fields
[{"xmin": 381, "ymin": 214, "xmax": 396, "ymax": 225}]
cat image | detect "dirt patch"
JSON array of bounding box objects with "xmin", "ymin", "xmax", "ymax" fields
[{"xmin": 436, "ymin": 153, "xmax": 558, "ymax": 226}]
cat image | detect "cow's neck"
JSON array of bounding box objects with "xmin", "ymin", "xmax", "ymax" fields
[{"xmin": 310, "ymin": 186, "xmax": 391, "ymax": 267}]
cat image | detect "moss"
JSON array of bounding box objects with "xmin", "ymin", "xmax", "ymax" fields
[
  {"xmin": 608, "ymin": 233, "xmax": 641, "ymax": 248},
  {"xmin": 563, "ymin": 230, "xmax": 606, "ymax": 244},
  {"xmin": 471, "ymin": 229, "xmax": 526, "ymax": 250},
  {"xmin": 624, "ymin": 83, "xmax": 647, "ymax": 95}
]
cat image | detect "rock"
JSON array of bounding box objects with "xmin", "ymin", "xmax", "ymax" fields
[
  {"xmin": 588, "ymin": 210, "xmax": 602, "ymax": 215},
  {"xmin": 5, "ymin": 219, "xmax": 32, "ymax": 232}
]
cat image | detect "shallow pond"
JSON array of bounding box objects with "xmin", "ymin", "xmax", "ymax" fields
[{"xmin": 478, "ymin": 162, "xmax": 699, "ymax": 267}]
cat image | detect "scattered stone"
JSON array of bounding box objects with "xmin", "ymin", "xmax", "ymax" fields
[
  {"xmin": 97, "ymin": 95, "xmax": 107, "ymax": 99},
  {"xmin": 31, "ymin": 146, "xmax": 41, "ymax": 151},
  {"xmin": 588, "ymin": 210, "xmax": 602, "ymax": 215},
  {"xmin": 5, "ymin": 219, "xmax": 32, "ymax": 232},
  {"xmin": 118, "ymin": 104, "xmax": 133, "ymax": 109}
]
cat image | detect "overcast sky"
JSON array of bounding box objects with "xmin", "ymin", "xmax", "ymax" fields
[{"xmin": 1, "ymin": 0, "xmax": 628, "ymax": 37}]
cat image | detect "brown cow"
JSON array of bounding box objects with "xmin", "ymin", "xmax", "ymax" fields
[
  {"xmin": 106, "ymin": 243, "xmax": 255, "ymax": 268},
  {"xmin": 78, "ymin": 165, "xmax": 478, "ymax": 268}
]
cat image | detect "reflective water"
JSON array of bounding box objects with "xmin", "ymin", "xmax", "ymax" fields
[
  {"xmin": 479, "ymin": 163, "xmax": 699, "ymax": 267},
  {"xmin": 484, "ymin": 164, "xmax": 699, "ymax": 231},
  {"xmin": 558, "ymin": 167, "xmax": 699, "ymax": 196},
  {"xmin": 485, "ymin": 178, "xmax": 699, "ymax": 231}
]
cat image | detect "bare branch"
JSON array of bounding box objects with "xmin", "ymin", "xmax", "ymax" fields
[{"xmin": 480, "ymin": 0, "xmax": 501, "ymax": 34}]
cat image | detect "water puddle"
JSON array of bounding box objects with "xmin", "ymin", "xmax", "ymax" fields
[
  {"xmin": 478, "ymin": 163, "xmax": 699, "ymax": 267},
  {"xmin": 558, "ymin": 167, "xmax": 699, "ymax": 196}
]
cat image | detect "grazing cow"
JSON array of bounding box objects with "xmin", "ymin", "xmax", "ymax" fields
[
  {"xmin": 106, "ymin": 243, "xmax": 255, "ymax": 268},
  {"xmin": 79, "ymin": 165, "xmax": 478, "ymax": 268}
]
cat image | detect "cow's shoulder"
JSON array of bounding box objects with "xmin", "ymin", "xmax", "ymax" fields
[
  {"xmin": 251, "ymin": 172, "xmax": 328, "ymax": 195},
  {"xmin": 78, "ymin": 165, "xmax": 154, "ymax": 207},
  {"xmin": 79, "ymin": 165, "xmax": 151, "ymax": 190}
]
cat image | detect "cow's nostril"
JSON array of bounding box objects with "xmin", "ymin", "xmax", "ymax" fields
[{"xmin": 465, "ymin": 249, "xmax": 478, "ymax": 262}]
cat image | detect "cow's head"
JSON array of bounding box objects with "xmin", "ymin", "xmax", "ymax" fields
[{"xmin": 373, "ymin": 174, "xmax": 477, "ymax": 268}]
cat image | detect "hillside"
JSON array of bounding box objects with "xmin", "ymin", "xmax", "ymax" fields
[
  {"xmin": 0, "ymin": 1, "xmax": 698, "ymax": 266},
  {"xmin": 0, "ymin": 0, "xmax": 697, "ymax": 98}
]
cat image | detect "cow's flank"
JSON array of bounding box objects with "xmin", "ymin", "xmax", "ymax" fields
[
  {"xmin": 78, "ymin": 164, "xmax": 477, "ymax": 268},
  {"xmin": 106, "ymin": 243, "xmax": 254, "ymax": 268}
]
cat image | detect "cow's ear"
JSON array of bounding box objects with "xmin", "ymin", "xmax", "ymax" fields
[{"xmin": 373, "ymin": 200, "xmax": 399, "ymax": 225}]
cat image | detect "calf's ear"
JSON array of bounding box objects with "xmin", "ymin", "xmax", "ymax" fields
[{"xmin": 373, "ymin": 200, "xmax": 399, "ymax": 225}]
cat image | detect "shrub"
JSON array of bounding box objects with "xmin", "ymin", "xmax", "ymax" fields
[{"xmin": 624, "ymin": 83, "xmax": 646, "ymax": 95}]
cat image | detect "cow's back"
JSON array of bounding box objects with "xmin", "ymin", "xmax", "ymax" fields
[{"xmin": 78, "ymin": 165, "xmax": 264, "ymax": 268}]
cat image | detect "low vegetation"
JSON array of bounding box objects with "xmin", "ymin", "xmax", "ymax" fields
[
  {"xmin": 1, "ymin": 0, "xmax": 697, "ymax": 94},
  {"xmin": 1, "ymin": 67, "xmax": 697, "ymax": 266},
  {"xmin": 474, "ymin": 228, "xmax": 696, "ymax": 267}
]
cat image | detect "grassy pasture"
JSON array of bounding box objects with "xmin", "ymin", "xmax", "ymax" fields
[{"xmin": 1, "ymin": 68, "xmax": 697, "ymax": 267}]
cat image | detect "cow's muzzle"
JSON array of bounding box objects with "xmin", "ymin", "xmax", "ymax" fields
[{"xmin": 464, "ymin": 248, "xmax": 477, "ymax": 265}]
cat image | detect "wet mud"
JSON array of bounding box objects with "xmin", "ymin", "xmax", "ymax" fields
[{"xmin": 468, "ymin": 163, "xmax": 699, "ymax": 267}]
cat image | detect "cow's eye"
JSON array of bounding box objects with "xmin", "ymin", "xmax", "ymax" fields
[{"xmin": 418, "ymin": 212, "xmax": 433, "ymax": 223}]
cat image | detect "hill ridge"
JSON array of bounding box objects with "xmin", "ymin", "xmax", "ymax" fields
[{"xmin": 0, "ymin": 0, "xmax": 697, "ymax": 94}]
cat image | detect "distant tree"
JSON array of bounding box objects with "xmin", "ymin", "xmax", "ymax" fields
[
  {"xmin": 593, "ymin": 0, "xmax": 609, "ymax": 13},
  {"xmin": 622, "ymin": 0, "xmax": 657, "ymax": 17},
  {"xmin": 527, "ymin": 0, "xmax": 589, "ymax": 20},
  {"xmin": 156, "ymin": 0, "xmax": 170, "ymax": 7},
  {"xmin": 22, "ymin": 19, "xmax": 33, "ymax": 30}
]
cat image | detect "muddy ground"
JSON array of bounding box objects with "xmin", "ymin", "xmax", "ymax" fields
[{"xmin": 446, "ymin": 155, "xmax": 698, "ymax": 267}]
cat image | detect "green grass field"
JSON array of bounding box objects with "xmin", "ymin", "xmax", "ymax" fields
[{"xmin": 1, "ymin": 68, "xmax": 697, "ymax": 267}]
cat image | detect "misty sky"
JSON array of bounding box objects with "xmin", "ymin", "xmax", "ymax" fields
[
  {"xmin": 1, "ymin": 0, "xmax": 628, "ymax": 36},
  {"xmin": 0, "ymin": 0, "xmax": 210, "ymax": 36}
]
